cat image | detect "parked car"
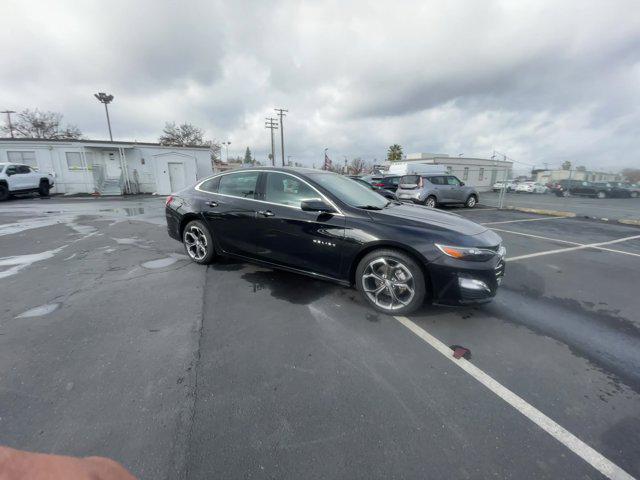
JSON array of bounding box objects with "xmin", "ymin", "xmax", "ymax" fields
[
  {"xmin": 166, "ymin": 167, "xmax": 505, "ymax": 314},
  {"xmin": 514, "ymin": 182, "xmax": 547, "ymax": 194},
  {"xmin": 554, "ymin": 180, "xmax": 610, "ymax": 198},
  {"xmin": 370, "ymin": 175, "xmax": 402, "ymax": 192},
  {"xmin": 0, "ymin": 162, "xmax": 55, "ymax": 201},
  {"xmin": 492, "ymin": 181, "xmax": 517, "ymax": 192},
  {"xmin": 349, "ymin": 176, "xmax": 396, "ymax": 199},
  {"xmin": 606, "ymin": 182, "xmax": 639, "ymax": 198},
  {"xmin": 395, "ymin": 174, "xmax": 479, "ymax": 208}
]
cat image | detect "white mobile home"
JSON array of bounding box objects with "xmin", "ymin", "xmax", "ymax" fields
[
  {"xmin": 0, "ymin": 138, "xmax": 214, "ymax": 195},
  {"xmin": 400, "ymin": 153, "xmax": 514, "ymax": 192}
]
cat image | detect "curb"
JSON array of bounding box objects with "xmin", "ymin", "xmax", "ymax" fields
[
  {"xmin": 504, "ymin": 206, "xmax": 576, "ymax": 217},
  {"xmin": 619, "ymin": 219, "xmax": 640, "ymax": 226}
]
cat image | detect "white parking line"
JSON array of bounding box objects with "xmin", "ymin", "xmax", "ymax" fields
[
  {"xmin": 482, "ymin": 216, "xmax": 569, "ymax": 225},
  {"xmin": 393, "ymin": 315, "xmax": 636, "ymax": 480},
  {"xmin": 490, "ymin": 227, "xmax": 581, "ymax": 245},
  {"xmin": 505, "ymin": 234, "xmax": 640, "ymax": 261}
]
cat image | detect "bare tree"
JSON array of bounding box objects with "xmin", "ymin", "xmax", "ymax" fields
[
  {"xmin": 349, "ymin": 157, "xmax": 368, "ymax": 175},
  {"xmin": 1, "ymin": 109, "xmax": 82, "ymax": 139},
  {"xmin": 159, "ymin": 122, "xmax": 210, "ymax": 147}
]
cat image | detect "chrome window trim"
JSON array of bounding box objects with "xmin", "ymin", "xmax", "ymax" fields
[{"xmin": 195, "ymin": 170, "xmax": 345, "ymax": 216}]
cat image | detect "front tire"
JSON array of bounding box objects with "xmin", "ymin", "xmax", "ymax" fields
[
  {"xmin": 38, "ymin": 181, "xmax": 50, "ymax": 197},
  {"xmin": 596, "ymin": 191, "xmax": 607, "ymax": 199},
  {"xmin": 183, "ymin": 220, "xmax": 216, "ymax": 264},
  {"xmin": 631, "ymin": 191, "xmax": 638, "ymax": 198},
  {"xmin": 465, "ymin": 194, "xmax": 477, "ymax": 208},
  {"xmin": 356, "ymin": 249, "xmax": 426, "ymax": 315}
]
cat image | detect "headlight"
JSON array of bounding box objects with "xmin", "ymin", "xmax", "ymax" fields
[{"xmin": 435, "ymin": 243, "xmax": 502, "ymax": 262}]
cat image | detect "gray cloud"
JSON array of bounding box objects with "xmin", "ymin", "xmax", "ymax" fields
[{"xmin": 1, "ymin": 0, "xmax": 639, "ymax": 171}]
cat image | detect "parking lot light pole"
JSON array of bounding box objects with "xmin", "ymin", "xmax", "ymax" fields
[
  {"xmin": 1, "ymin": 110, "xmax": 16, "ymax": 138},
  {"xmin": 94, "ymin": 92, "xmax": 114, "ymax": 141}
]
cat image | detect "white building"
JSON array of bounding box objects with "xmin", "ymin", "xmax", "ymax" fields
[
  {"xmin": 0, "ymin": 138, "xmax": 213, "ymax": 195},
  {"xmin": 534, "ymin": 169, "xmax": 622, "ymax": 184},
  {"xmin": 401, "ymin": 153, "xmax": 513, "ymax": 192}
]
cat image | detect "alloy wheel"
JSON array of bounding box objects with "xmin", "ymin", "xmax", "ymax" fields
[
  {"xmin": 425, "ymin": 197, "xmax": 436, "ymax": 208},
  {"xmin": 361, "ymin": 257, "xmax": 415, "ymax": 311},
  {"xmin": 466, "ymin": 196, "xmax": 476, "ymax": 207},
  {"xmin": 184, "ymin": 225, "xmax": 208, "ymax": 261}
]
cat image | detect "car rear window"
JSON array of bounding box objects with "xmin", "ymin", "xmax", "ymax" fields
[{"xmin": 400, "ymin": 175, "xmax": 420, "ymax": 185}]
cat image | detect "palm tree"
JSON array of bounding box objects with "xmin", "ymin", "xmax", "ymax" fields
[{"xmin": 387, "ymin": 144, "xmax": 403, "ymax": 162}]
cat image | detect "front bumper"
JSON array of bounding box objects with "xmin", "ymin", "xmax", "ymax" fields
[{"xmin": 428, "ymin": 255, "xmax": 505, "ymax": 305}]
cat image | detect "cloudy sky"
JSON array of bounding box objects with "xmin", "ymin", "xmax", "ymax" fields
[{"xmin": 1, "ymin": 0, "xmax": 639, "ymax": 172}]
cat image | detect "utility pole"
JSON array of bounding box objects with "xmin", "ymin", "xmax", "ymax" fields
[
  {"xmin": 264, "ymin": 118, "xmax": 278, "ymax": 166},
  {"xmin": 1, "ymin": 110, "xmax": 16, "ymax": 138},
  {"xmin": 274, "ymin": 108, "xmax": 288, "ymax": 167},
  {"xmin": 94, "ymin": 92, "xmax": 114, "ymax": 141}
]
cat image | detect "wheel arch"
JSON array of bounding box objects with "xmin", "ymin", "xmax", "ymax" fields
[{"xmin": 348, "ymin": 242, "xmax": 433, "ymax": 296}]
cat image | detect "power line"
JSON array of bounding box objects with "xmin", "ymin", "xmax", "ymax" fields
[
  {"xmin": 274, "ymin": 108, "xmax": 287, "ymax": 167},
  {"xmin": 264, "ymin": 118, "xmax": 278, "ymax": 166}
]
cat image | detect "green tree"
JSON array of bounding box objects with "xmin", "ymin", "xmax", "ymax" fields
[
  {"xmin": 387, "ymin": 144, "xmax": 403, "ymax": 162},
  {"xmin": 561, "ymin": 161, "xmax": 572, "ymax": 170},
  {"xmin": 244, "ymin": 147, "xmax": 253, "ymax": 164}
]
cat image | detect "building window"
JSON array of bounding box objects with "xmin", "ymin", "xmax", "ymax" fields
[
  {"xmin": 66, "ymin": 152, "xmax": 85, "ymax": 170},
  {"xmin": 463, "ymin": 167, "xmax": 469, "ymax": 180},
  {"xmin": 479, "ymin": 168, "xmax": 484, "ymax": 181},
  {"xmin": 7, "ymin": 151, "xmax": 37, "ymax": 168}
]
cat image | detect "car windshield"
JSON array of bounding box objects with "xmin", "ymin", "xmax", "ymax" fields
[{"xmin": 308, "ymin": 172, "xmax": 388, "ymax": 209}]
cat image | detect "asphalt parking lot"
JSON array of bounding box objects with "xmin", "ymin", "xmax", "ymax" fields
[
  {"xmin": 480, "ymin": 191, "xmax": 640, "ymax": 222},
  {"xmin": 1, "ymin": 195, "xmax": 639, "ymax": 479}
]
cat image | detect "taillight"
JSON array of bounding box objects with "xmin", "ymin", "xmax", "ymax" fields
[{"xmin": 166, "ymin": 195, "xmax": 174, "ymax": 206}]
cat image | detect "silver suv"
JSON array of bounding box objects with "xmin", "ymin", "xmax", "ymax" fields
[{"xmin": 395, "ymin": 174, "xmax": 479, "ymax": 208}]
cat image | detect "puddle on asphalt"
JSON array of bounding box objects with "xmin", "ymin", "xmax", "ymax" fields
[
  {"xmin": 15, "ymin": 303, "xmax": 61, "ymax": 318},
  {"xmin": 142, "ymin": 257, "xmax": 178, "ymax": 269},
  {"xmin": 0, "ymin": 246, "xmax": 67, "ymax": 279},
  {"xmin": 112, "ymin": 237, "xmax": 139, "ymax": 245},
  {"xmin": 241, "ymin": 269, "xmax": 335, "ymax": 304}
]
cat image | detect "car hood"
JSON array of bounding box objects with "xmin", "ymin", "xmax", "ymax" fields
[{"xmin": 366, "ymin": 203, "xmax": 488, "ymax": 236}]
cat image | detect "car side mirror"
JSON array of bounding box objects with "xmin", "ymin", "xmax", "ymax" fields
[
  {"xmin": 459, "ymin": 182, "xmax": 465, "ymax": 186},
  {"xmin": 301, "ymin": 199, "xmax": 335, "ymax": 213}
]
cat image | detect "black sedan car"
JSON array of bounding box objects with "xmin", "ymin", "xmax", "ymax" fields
[
  {"xmin": 165, "ymin": 168, "xmax": 505, "ymax": 314},
  {"xmin": 349, "ymin": 176, "xmax": 396, "ymax": 199}
]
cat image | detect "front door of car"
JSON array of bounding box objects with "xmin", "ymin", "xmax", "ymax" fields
[
  {"xmin": 445, "ymin": 175, "xmax": 465, "ymax": 201},
  {"xmin": 253, "ymin": 172, "xmax": 345, "ymax": 278},
  {"xmin": 200, "ymin": 170, "xmax": 261, "ymax": 257}
]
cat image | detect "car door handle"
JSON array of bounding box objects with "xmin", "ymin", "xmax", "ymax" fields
[
  {"xmin": 257, "ymin": 210, "xmax": 275, "ymax": 217},
  {"xmin": 205, "ymin": 201, "xmax": 218, "ymax": 207}
]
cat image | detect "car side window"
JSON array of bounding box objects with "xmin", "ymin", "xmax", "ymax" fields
[
  {"xmin": 429, "ymin": 176, "xmax": 444, "ymax": 185},
  {"xmin": 264, "ymin": 172, "xmax": 320, "ymax": 208},
  {"xmin": 5, "ymin": 165, "xmax": 17, "ymax": 175},
  {"xmin": 199, "ymin": 176, "xmax": 220, "ymax": 193},
  {"xmin": 446, "ymin": 176, "xmax": 461, "ymax": 186},
  {"xmin": 218, "ymin": 171, "xmax": 259, "ymax": 199},
  {"xmin": 391, "ymin": 177, "xmax": 400, "ymax": 185},
  {"xmin": 17, "ymin": 165, "xmax": 31, "ymax": 174}
]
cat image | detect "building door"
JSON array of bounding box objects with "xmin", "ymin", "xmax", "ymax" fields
[
  {"xmin": 168, "ymin": 162, "xmax": 186, "ymax": 192},
  {"xmin": 490, "ymin": 169, "xmax": 498, "ymax": 185}
]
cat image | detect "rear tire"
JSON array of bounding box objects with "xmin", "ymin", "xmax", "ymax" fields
[
  {"xmin": 424, "ymin": 196, "xmax": 437, "ymax": 208},
  {"xmin": 183, "ymin": 220, "xmax": 216, "ymax": 265},
  {"xmin": 38, "ymin": 180, "xmax": 50, "ymax": 197},
  {"xmin": 356, "ymin": 248, "xmax": 426, "ymax": 315},
  {"xmin": 631, "ymin": 191, "xmax": 638, "ymax": 198},
  {"xmin": 0, "ymin": 183, "xmax": 8, "ymax": 201},
  {"xmin": 465, "ymin": 194, "xmax": 477, "ymax": 208}
]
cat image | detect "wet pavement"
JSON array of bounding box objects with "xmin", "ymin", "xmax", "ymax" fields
[{"xmin": 1, "ymin": 196, "xmax": 639, "ymax": 479}]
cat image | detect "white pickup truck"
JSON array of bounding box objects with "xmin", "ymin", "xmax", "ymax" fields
[{"xmin": 0, "ymin": 162, "xmax": 55, "ymax": 201}]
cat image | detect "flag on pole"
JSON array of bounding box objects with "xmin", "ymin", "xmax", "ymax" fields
[{"xmin": 323, "ymin": 152, "xmax": 332, "ymax": 170}]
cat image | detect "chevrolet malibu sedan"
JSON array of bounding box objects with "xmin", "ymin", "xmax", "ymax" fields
[{"xmin": 165, "ymin": 168, "xmax": 505, "ymax": 314}]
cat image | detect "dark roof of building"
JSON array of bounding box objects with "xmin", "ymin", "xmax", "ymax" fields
[{"xmin": 0, "ymin": 137, "xmax": 211, "ymax": 149}]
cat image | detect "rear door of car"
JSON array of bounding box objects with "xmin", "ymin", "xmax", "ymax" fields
[
  {"xmin": 252, "ymin": 171, "xmax": 345, "ymax": 278},
  {"xmin": 428, "ymin": 175, "xmax": 450, "ymax": 202},
  {"xmin": 199, "ymin": 170, "xmax": 261, "ymax": 257}
]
